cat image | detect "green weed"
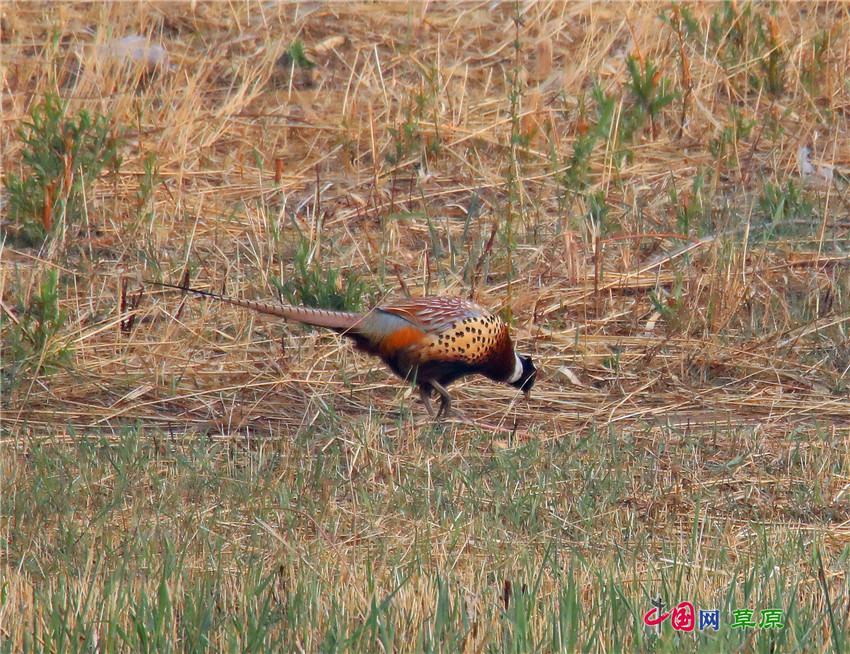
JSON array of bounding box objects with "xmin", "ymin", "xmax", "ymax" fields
[
  {"xmin": 2, "ymin": 95, "xmax": 122, "ymax": 246},
  {"xmin": 650, "ymin": 269, "xmax": 688, "ymax": 333},
  {"xmin": 1, "ymin": 269, "xmax": 73, "ymax": 391},
  {"xmin": 586, "ymin": 189, "xmax": 613, "ymax": 238},
  {"xmin": 386, "ymin": 65, "xmax": 442, "ymax": 166},
  {"xmin": 499, "ymin": 2, "xmax": 531, "ymax": 283},
  {"xmin": 272, "ymin": 236, "xmax": 365, "ymax": 311},
  {"xmin": 757, "ymin": 181, "xmax": 814, "ymax": 236},
  {"xmin": 801, "ymin": 29, "xmax": 834, "ymax": 101},
  {"xmin": 135, "ymin": 151, "xmax": 161, "ymax": 227},
  {"xmin": 659, "ymin": 4, "xmax": 700, "ymax": 38},
  {"xmin": 624, "ymin": 55, "xmax": 676, "ymax": 139},
  {"xmin": 281, "ymin": 40, "xmax": 315, "ymax": 69},
  {"xmin": 709, "ymin": 106, "xmax": 756, "ymax": 169},
  {"xmin": 551, "ymin": 84, "xmax": 615, "ymax": 223},
  {"xmin": 670, "ymin": 170, "xmax": 708, "ymax": 236},
  {"xmin": 708, "ymin": 1, "xmax": 787, "ymax": 96}
]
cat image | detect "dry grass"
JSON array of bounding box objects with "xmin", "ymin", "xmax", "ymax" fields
[{"xmin": 4, "ymin": 1, "xmax": 850, "ymax": 650}]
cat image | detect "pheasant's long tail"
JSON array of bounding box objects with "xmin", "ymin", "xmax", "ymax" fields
[{"xmin": 146, "ymin": 280, "xmax": 364, "ymax": 331}]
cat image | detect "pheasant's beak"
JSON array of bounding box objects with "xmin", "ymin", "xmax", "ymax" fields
[{"xmin": 523, "ymin": 389, "xmax": 531, "ymax": 401}]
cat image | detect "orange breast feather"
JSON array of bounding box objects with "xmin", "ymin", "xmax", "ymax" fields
[{"xmin": 377, "ymin": 324, "xmax": 427, "ymax": 356}]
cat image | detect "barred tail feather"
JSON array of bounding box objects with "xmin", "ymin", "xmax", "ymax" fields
[{"xmin": 147, "ymin": 281, "xmax": 363, "ymax": 331}]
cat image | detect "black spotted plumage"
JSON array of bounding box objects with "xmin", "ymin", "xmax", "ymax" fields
[{"xmin": 149, "ymin": 281, "xmax": 537, "ymax": 418}]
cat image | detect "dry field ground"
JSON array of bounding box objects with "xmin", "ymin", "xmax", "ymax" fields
[{"xmin": 3, "ymin": 1, "xmax": 850, "ymax": 651}]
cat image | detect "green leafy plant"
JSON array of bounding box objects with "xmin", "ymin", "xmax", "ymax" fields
[
  {"xmin": 272, "ymin": 237, "xmax": 365, "ymax": 311},
  {"xmin": 3, "ymin": 95, "xmax": 122, "ymax": 246},
  {"xmin": 2, "ymin": 269, "xmax": 73, "ymax": 388},
  {"xmin": 801, "ymin": 29, "xmax": 833, "ymax": 99},
  {"xmin": 758, "ymin": 181, "xmax": 814, "ymax": 228},
  {"xmin": 624, "ymin": 55, "xmax": 676, "ymax": 138},
  {"xmin": 709, "ymin": 106, "xmax": 755, "ymax": 167},
  {"xmin": 708, "ymin": 0, "xmax": 787, "ymax": 96},
  {"xmin": 136, "ymin": 151, "xmax": 161, "ymax": 227},
  {"xmin": 649, "ymin": 270, "xmax": 688, "ymax": 333},
  {"xmin": 659, "ymin": 4, "xmax": 700, "ymax": 38},
  {"xmin": 602, "ymin": 349, "xmax": 622, "ymax": 372},
  {"xmin": 669, "ymin": 170, "xmax": 708, "ymax": 236},
  {"xmin": 551, "ymin": 84, "xmax": 615, "ymax": 222},
  {"xmin": 499, "ymin": 2, "xmax": 530, "ymax": 282},
  {"xmin": 586, "ymin": 189, "xmax": 613, "ymax": 237},
  {"xmin": 386, "ymin": 106, "xmax": 422, "ymax": 166},
  {"xmin": 385, "ymin": 65, "xmax": 442, "ymax": 166},
  {"xmin": 284, "ymin": 40, "xmax": 315, "ymax": 69}
]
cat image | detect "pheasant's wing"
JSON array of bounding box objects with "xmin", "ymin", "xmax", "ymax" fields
[
  {"xmin": 376, "ymin": 296, "xmax": 512, "ymax": 367},
  {"xmin": 378, "ymin": 296, "xmax": 489, "ymax": 335}
]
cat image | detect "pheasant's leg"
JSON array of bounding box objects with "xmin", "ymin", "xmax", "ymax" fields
[
  {"xmin": 419, "ymin": 384, "xmax": 437, "ymax": 418},
  {"xmin": 431, "ymin": 381, "xmax": 453, "ymax": 419}
]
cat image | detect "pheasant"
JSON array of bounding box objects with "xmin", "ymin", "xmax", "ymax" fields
[{"xmin": 149, "ymin": 281, "xmax": 537, "ymax": 418}]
